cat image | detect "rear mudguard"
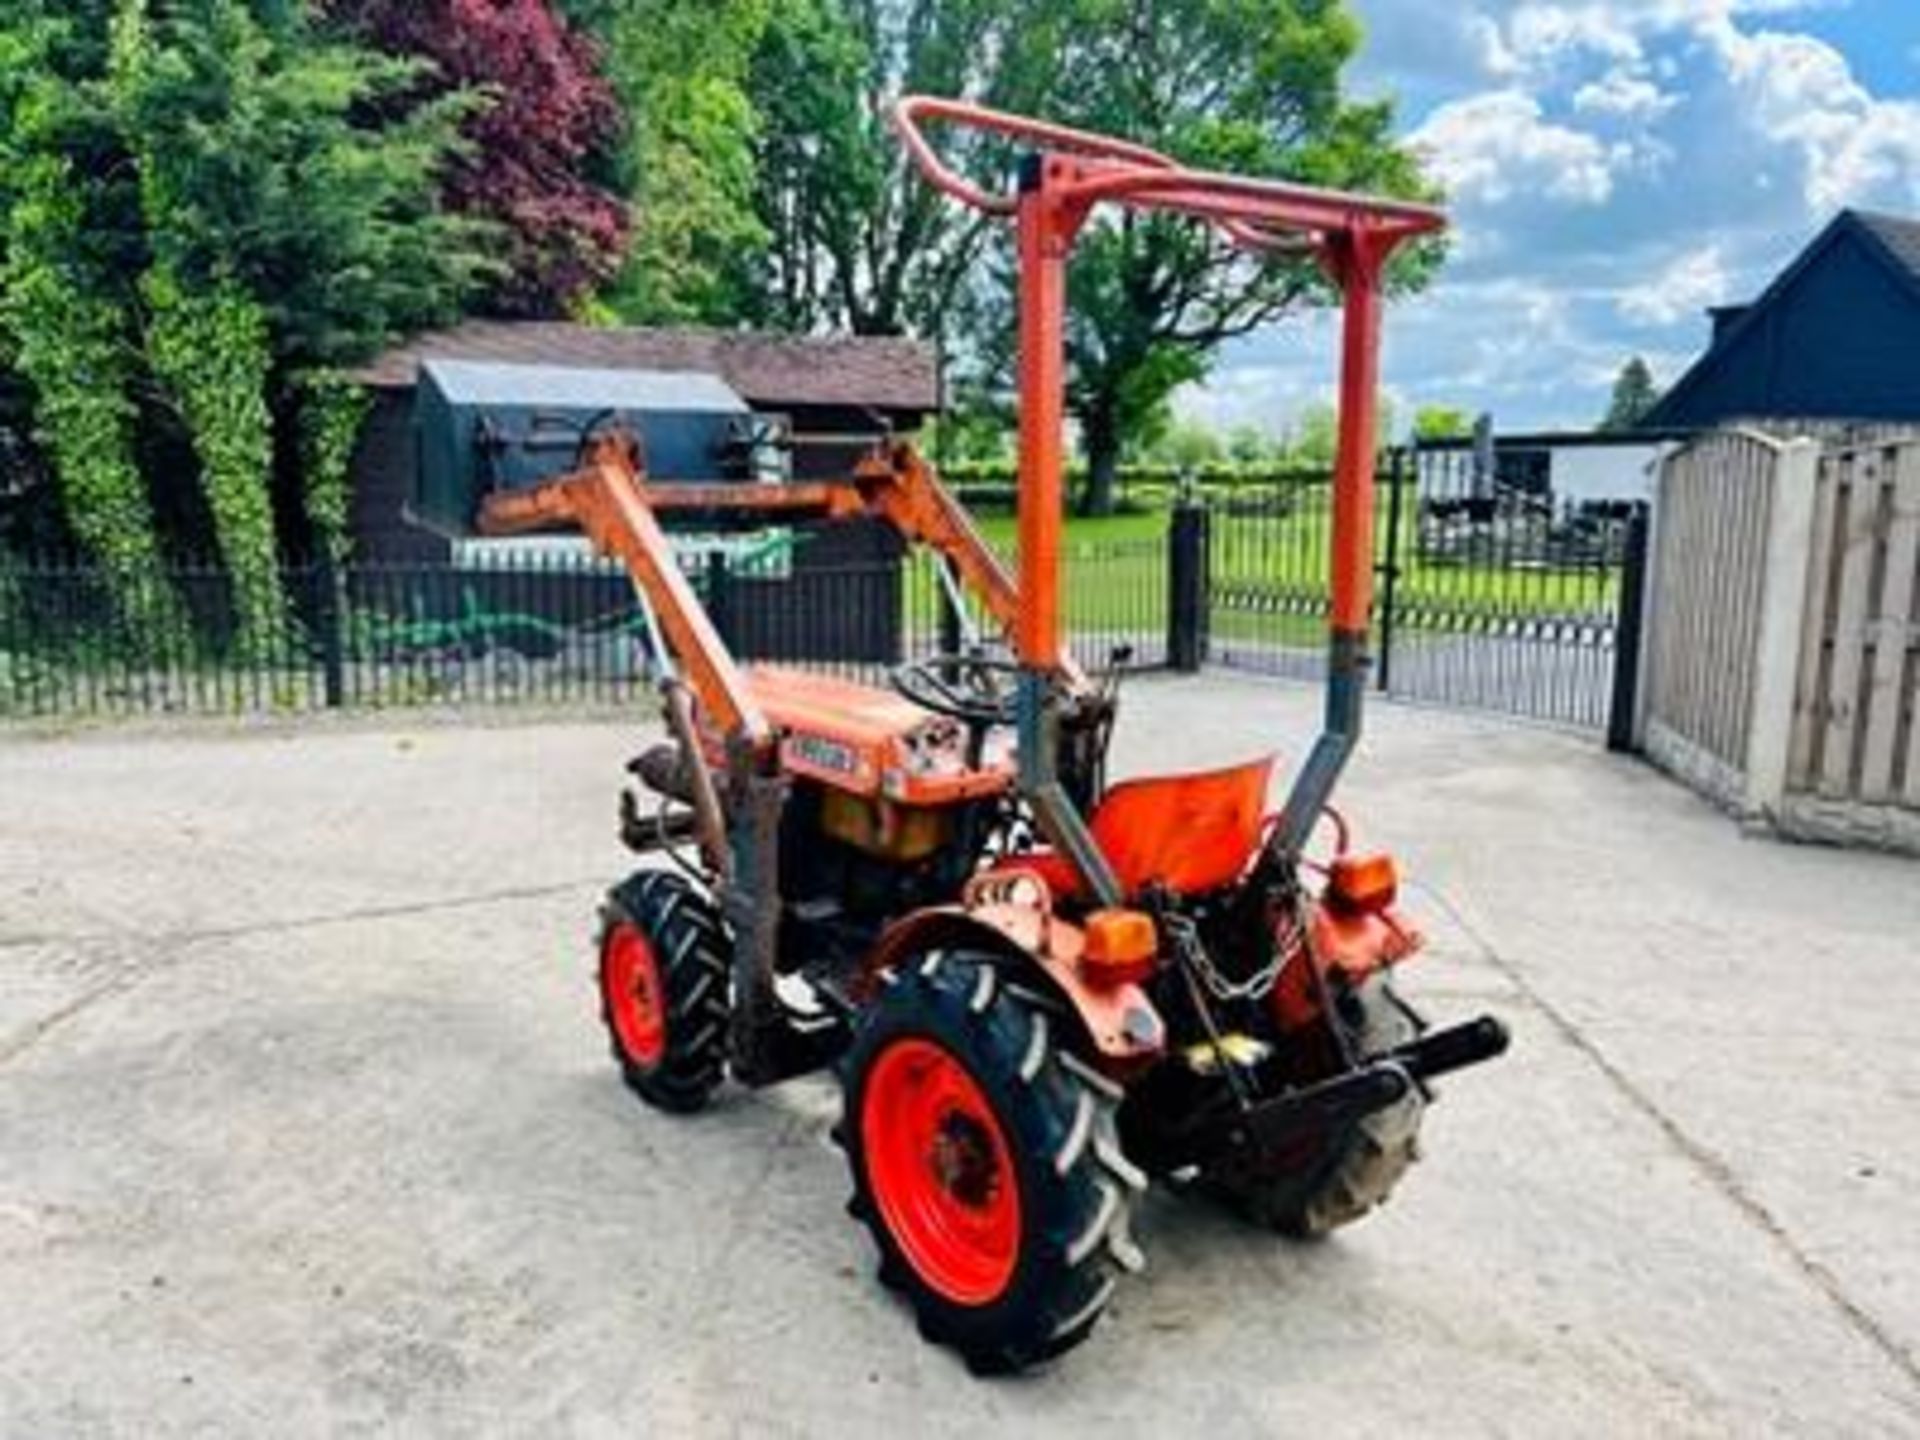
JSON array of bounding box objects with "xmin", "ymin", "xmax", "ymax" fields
[
  {"xmin": 862, "ymin": 886, "xmax": 1419, "ymax": 1062},
  {"xmin": 1270, "ymin": 899, "xmax": 1424, "ymax": 1032},
  {"xmin": 862, "ymin": 898, "xmax": 1166, "ymax": 1068}
]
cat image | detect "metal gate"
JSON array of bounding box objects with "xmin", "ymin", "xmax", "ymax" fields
[{"xmin": 1209, "ymin": 448, "xmax": 1645, "ymax": 732}]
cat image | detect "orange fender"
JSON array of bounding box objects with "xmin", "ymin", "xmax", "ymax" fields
[{"xmin": 862, "ymin": 877, "xmax": 1165, "ymax": 1067}]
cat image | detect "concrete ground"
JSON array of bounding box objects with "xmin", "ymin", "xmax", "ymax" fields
[{"xmin": 2, "ymin": 671, "xmax": 1918, "ymax": 1437}]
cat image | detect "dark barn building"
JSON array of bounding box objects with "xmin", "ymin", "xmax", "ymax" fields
[
  {"xmin": 1645, "ymin": 210, "xmax": 1920, "ymax": 431},
  {"xmin": 343, "ymin": 323, "xmax": 941, "ymax": 666},
  {"xmin": 348, "ymin": 322, "xmax": 941, "ymax": 562}
]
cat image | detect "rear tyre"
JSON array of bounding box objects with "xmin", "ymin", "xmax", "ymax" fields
[
  {"xmin": 839, "ymin": 952, "xmax": 1146, "ymax": 1373},
  {"xmin": 598, "ymin": 870, "xmax": 730, "ymax": 1114},
  {"xmin": 1206, "ymin": 974, "xmax": 1425, "ymax": 1237}
]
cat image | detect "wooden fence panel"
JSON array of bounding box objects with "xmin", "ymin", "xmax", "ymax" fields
[
  {"xmin": 1817, "ymin": 449, "xmax": 1879, "ymax": 796},
  {"xmin": 1860, "ymin": 446, "xmax": 1920, "ymax": 802},
  {"xmin": 1788, "ymin": 448, "xmax": 1842, "ymax": 789},
  {"xmin": 1646, "ymin": 425, "xmax": 1918, "ymax": 849},
  {"xmin": 1792, "ymin": 439, "xmax": 1920, "ymax": 813},
  {"xmin": 1644, "ymin": 431, "xmax": 1778, "ymax": 780}
]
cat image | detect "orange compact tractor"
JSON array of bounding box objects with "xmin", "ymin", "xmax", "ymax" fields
[{"xmin": 479, "ymin": 98, "xmax": 1508, "ymax": 1372}]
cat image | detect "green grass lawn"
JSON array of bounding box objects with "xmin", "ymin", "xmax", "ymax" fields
[
  {"xmin": 973, "ymin": 511, "xmax": 1168, "ymax": 549},
  {"xmin": 930, "ymin": 500, "xmax": 1619, "ymax": 646},
  {"xmin": 908, "ymin": 511, "xmax": 1169, "ymax": 639}
]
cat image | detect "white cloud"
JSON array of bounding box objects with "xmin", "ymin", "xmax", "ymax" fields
[
  {"xmin": 1468, "ymin": 16, "xmax": 1520, "ymax": 77},
  {"xmin": 1505, "ymin": 4, "xmax": 1647, "ymax": 70},
  {"xmin": 1618, "ymin": 244, "xmax": 1731, "ymax": 324},
  {"xmin": 1229, "ymin": 0, "xmax": 1920, "ymax": 432},
  {"xmin": 1705, "ymin": 23, "xmax": 1920, "ymax": 211},
  {"xmin": 1574, "ymin": 67, "xmax": 1679, "ymax": 120},
  {"xmin": 1411, "ymin": 90, "xmax": 1622, "ymax": 204},
  {"xmin": 1440, "ymin": 3, "xmax": 1920, "ymax": 213},
  {"xmin": 1439, "ymin": 0, "xmax": 1854, "ymax": 77}
]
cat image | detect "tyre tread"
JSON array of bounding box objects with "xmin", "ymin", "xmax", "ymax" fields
[
  {"xmin": 598, "ymin": 869, "xmax": 731, "ymax": 1114},
  {"xmin": 840, "ymin": 953, "xmax": 1141, "ymax": 1373}
]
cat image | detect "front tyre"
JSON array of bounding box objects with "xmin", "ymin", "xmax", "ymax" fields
[
  {"xmin": 840, "ymin": 952, "xmax": 1145, "ymax": 1373},
  {"xmin": 597, "ymin": 870, "xmax": 730, "ymax": 1113}
]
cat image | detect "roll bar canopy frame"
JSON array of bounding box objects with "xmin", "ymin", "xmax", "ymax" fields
[{"xmin": 891, "ymin": 96, "xmax": 1446, "ymax": 877}]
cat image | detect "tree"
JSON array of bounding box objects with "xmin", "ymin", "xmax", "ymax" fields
[
  {"xmin": 119, "ymin": 2, "xmax": 486, "ymax": 374},
  {"xmin": 1413, "ymin": 404, "xmax": 1472, "ymax": 441},
  {"xmin": 1289, "ymin": 403, "xmax": 1339, "ymax": 469},
  {"xmin": 926, "ymin": 395, "xmax": 1014, "ymax": 466},
  {"xmin": 325, "ymin": 0, "xmax": 628, "ymax": 318},
  {"xmin": 121, "ymin": 0, "xmax": 487, "ymax": 632},
  {"xmin": 563, "ymin": 0, "xmax": 771, "ymax": 323},
  {"xmin": 1225, "ymin": 424, "xmax": 1279, "ymax": 466},
  {"xmin": 721, "ymin": 2, "xmax": 1435, "ymax": 511},
  {"xmin": 1147, "ymin": 418, "xmax": 1225, "ymax": 470},
  {"xmin": 0, "ymin": 6, "xmax": 175, "ymax": 612},
  {"xmin": 1600, "ymin": 357, "xmax": 1662, "ymax": 432},
  {"xmin": 737, "ymin": 0, "xmax": 1068, "ymax": 337},
  {"xmin": 1031, "ymin": 0, "xmax": 1438, "ymax": 513},
  {"xmin": 1283, "ymin": 393, "xmax": 1395, "ymax": 467},
  {"xmin": 1, "ymin": 0, "xmax": 485, "ymax": 618}
]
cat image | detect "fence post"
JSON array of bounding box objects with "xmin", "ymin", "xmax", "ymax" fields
[
  {"xmin": 1606, "ymin": 503, "xmax": 1652, "ymax": 753},
  {"xmin": 1375, "ymin": 447, "xmax": 1408, "ymax": 693},
  {"xmin": 1167, "ymin": 496, "xmax": 1210, "ymax": 673},
  {"xmin": 1743, "ymin": 438, "xmax": 1822, "ymax": 817},
  {"xmin": 704, "ymin": 549, "xmax": 734, "ymax": 648},
  {"xmin": 319, "ymin": 559, "xmax": 347, "ymax": 709},
  {"xmin": 938, "ymin": 556, "xmax": 964, "ymax": 661}
]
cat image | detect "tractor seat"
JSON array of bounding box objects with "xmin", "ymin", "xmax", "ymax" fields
[{"xmin": 993, "ymin": 755, "xmax": 1277, "ymax": 901}]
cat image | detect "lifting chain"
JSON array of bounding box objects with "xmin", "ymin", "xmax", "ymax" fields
[{"xmin": 1162, "ymin": 905, "xmax": 1296, "ymax": 1005}]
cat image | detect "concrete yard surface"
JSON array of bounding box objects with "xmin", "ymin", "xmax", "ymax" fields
[{"xmin": 2, "ymin": 672, "xmax": 1918, "ymax": 1436}]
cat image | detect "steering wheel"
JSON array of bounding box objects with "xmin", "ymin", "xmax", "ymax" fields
[{"xmin": 890, "ymin": 654, "xmax": 1022, "ymax": 728}]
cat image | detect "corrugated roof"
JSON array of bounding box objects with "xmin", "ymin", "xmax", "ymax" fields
[
  {"xmin": 421, "ymin": 360, "xmax": 747, "ymax": 413},
  {"xmin": 355, "ymin": 321, "xmax": 939, "ymax": 413}
]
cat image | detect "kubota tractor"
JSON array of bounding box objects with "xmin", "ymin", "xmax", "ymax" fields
[{"xmin": 479, "ymin": 98, "xmax": 1508, "ymax": 1373}]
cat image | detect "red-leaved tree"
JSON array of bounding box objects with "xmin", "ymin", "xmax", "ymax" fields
[{"xmin": 323, "ymin": 0, "xmax": 630, "ymax": 317}]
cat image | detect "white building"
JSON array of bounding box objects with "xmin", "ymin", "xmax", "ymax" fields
[{"xmin": 1413, "ymin": 428, "xmax": 1690, "ymax": 508}]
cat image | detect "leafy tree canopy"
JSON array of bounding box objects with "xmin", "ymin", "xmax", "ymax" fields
[
  {"xmin": 323, "ymin": 0, "xmax": 624, "ymax": 319},
  {"xmin": 1147, "ymin": 418, "xmax": 1226, "ymax": 470},
  {"xmin": 0, "ymin": 0, "xmax": 487, "ymax": 594},
  {"xmin": 1225, "ymin": 424, "xmax": 1282, "ymax": 465},
  {"xmin": 562, "ymin": 0, "xmax": 771, "ymax": 324},
  {"xmin": 1413, "ymin": 404, "xmax": 1473, "ymax": 441},
  {"xmin": 1287, "ymin": 393, "xmax": 1395, "ymax": 468},
  {"xmin": 738, "ymin": 0, "xmax": 1067, "ymax": 337},
  {"xmin": 1039, "ymin": 0, "xmax": 1437, "ymax": 511},
  {"xmin": 3, "ymin": 0, "xmax": 486, "ymax": 373},
  {"xmin": 1600, "ymin": 356, "xmax": 1662, "ymax": 433},
  {"xmin": 732, "ymin": 0, "xmax": 1437, "ymax": 512}
]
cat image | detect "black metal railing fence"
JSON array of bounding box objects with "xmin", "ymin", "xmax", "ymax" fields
[
  {"xmin": 3, "ymin": 447, "xmax": 1645, "ymax": 736},
  {"xmin": 0, "ymin": 537, "xmax": 1174, "ymax": 722},
  {"xmin": 1206, "ymin": 448, "xmax": 1645, "ymax": 731}
]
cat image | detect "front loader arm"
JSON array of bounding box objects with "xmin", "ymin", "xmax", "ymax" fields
[
  {"xmin": 856, "ymin": 444, "xmax": 1091, "ymax": 696},
  {"xmin": 477, "ymin": 437, "xmax": 776, "ymax": 758},
  {"xmin": 476, "ymin": 433, "xmax": 1091, "ymax": 751}
]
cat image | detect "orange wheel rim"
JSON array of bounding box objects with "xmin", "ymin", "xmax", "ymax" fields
[
  {"xmin": 861, "ymin": 1037, "xmax": 1021, "ymax": 1306},
  {"xmin": 603, "ymin": 923, "xmax": 667, "ymax": 1068}
]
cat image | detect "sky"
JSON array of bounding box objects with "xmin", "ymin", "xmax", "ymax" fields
[{"xmin": 1180, "ymin": 0, "xmax": 1920, "ymax": 438}]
